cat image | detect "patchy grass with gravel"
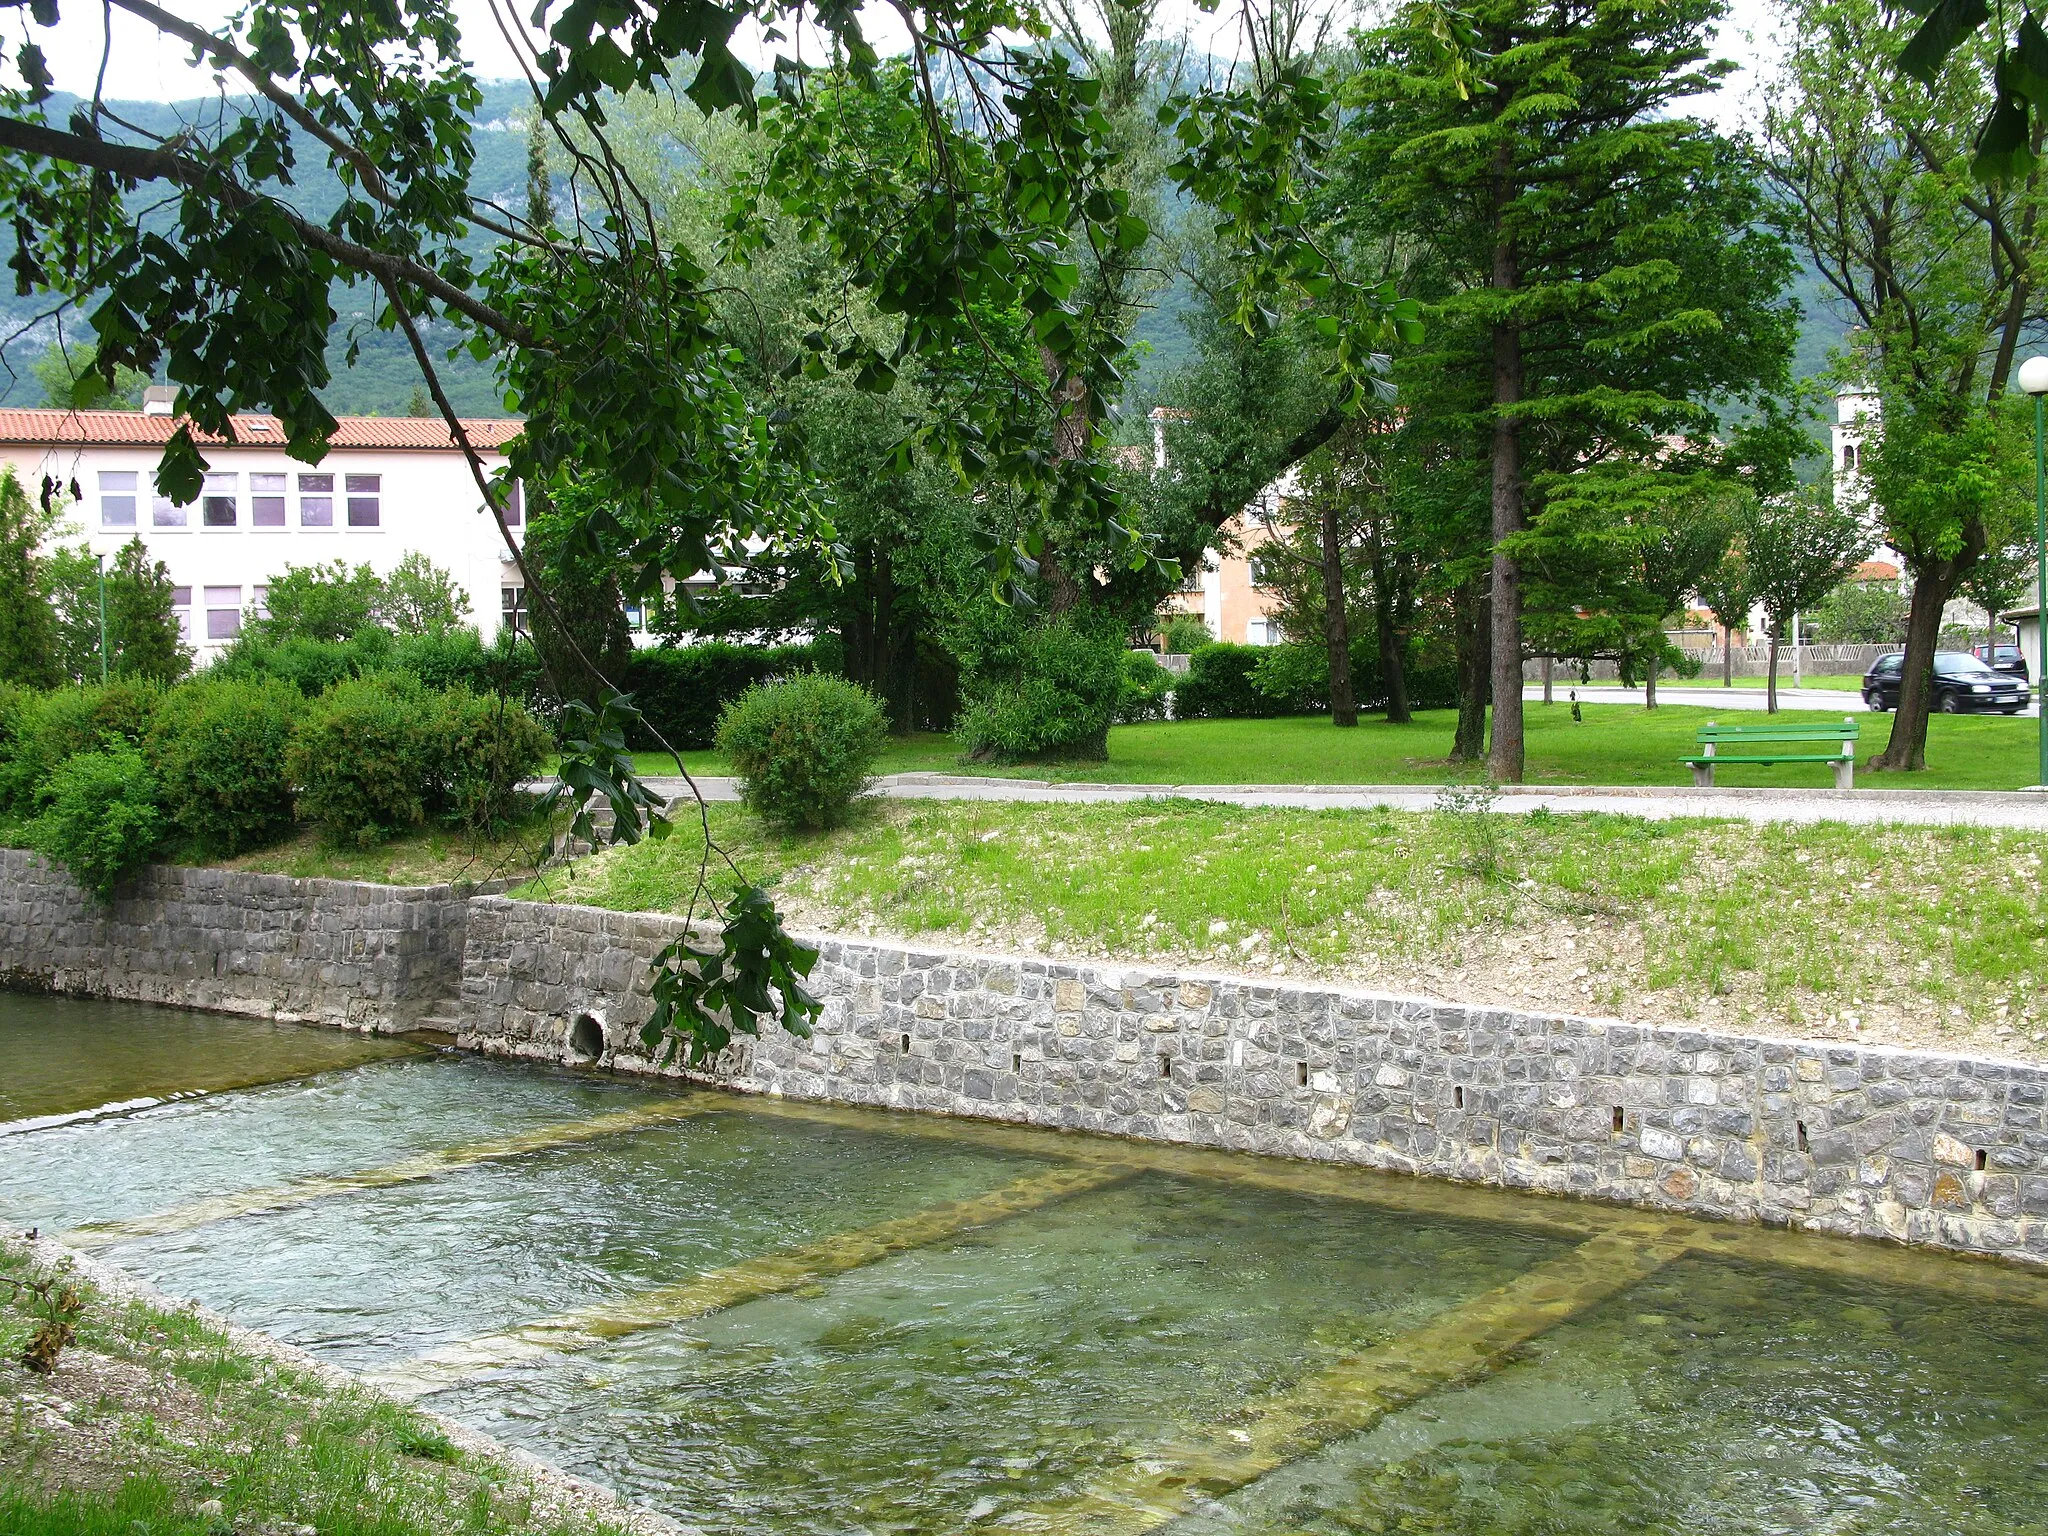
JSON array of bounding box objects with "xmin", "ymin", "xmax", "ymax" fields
[
  {"xmin": 0, "ymin": 1244, "xmax": 635, "ymax": 1536},
  {"xmin": 215, "ymin": 808, "xmax": 566, "ymax": 889},
  {"xmin": 521, "ymin": 796, "xmax": 2048, "ymax": 1062}
]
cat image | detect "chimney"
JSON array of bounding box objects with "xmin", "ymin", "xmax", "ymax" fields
[{"xmin": 141, "ymin": 385, "xmax": 177, "ymax": 416}]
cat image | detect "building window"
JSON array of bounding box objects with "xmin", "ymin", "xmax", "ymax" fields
[
  {"xmin": 501, "ymin": 585, "xmax": 528, "ymax": 635},
  {"xmin": 624, "ymin": 601, "xmax": 645, "ymax": 632},
  {"xmin": 152, "ymin": 485, "xmax": 186, "ymax": 527},
  {"xmin": 251, "ymin": 473, "xmax": 286, "ymax": 527},
  {"xmin": 171, "ymin": 586, "xmax": 192, "ymax": 642},
  {"xmin": 99, "ymin": 471, "xmax": 137, "ymax": 529},
  {"xmin": 202, "ymin": 472, "xmax": 237, "ymax": 527},
  {"xmin": 504, "ymin": 479, "xmax": 523, "ymax": 527},
  {"xmin": 298, "ymin": 473, "xmax": 333, "ymax": 526},
  {"xmin": 1842, "ymin": 442, "xmax": 1858, "ymax": 471},
  {"xmin": 204, "ymin": 585, "xmax": 242, "ymax": 640},
  {"xmin": 251, "ymin": 584, "xmax": 268, "ymax": 619},
  {"xmin": 1248, "ymin": 557, "xmax": 1273, "ymax": 589},
  {"xmin": 346, "ymin": 473, "xmax": 381, "ymax": 527}
]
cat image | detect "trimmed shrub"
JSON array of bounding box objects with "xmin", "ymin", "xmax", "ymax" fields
[
  {"xmin": 624, "ymin": 642, "xmax": 826, "ymax": 751},
  {"xmin": 146, "ymin": 677, "xmax": 300, "ymax": 855},
  {"xmin": 387, "ymin": 627, "xmax": 492, "ymax": 693},
  {"xmin": 1116, "ymin": 648, "xmax": 1175, "ymax": 724},
  {"xmin": 716, "ymin": 673, "xmax": 888, "ymax": 830},
  {"xmin": 1172, "ymin": 643, "xmax": 1282, "ymax": 720},
  {"xmin": 435, "ymin": 688, "xmax": 553, "ymax": 833},
  {"xmin": 954, "ymin": 618, "xmax": 1124, "ymax": 761},
  {"xmin": 209, "ymin": 629, "xmax": 392, "ymax": 695},
  {"xmin": 1250, "ymin": 642, "xmax": 1333, "ymax": 715},
  {"xmin": 287, "ymin": 673, "xmax": 439, "ymax": 846},
  {"xmin": 28, "ymin": 746, "xmax": 162, "ymax": 898},
  {"xmin": 0, "ymin": 680, "xmax": 163, "ymax": 812},
  {"xmin": 1159, "ymin": 613, "xmax": 1212, "ymax": 655}
]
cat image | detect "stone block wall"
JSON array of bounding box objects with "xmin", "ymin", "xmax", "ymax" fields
[
  {"xmin": 0, "ymin": 848, "xmax": 469, "ymax": 1032},
  {"xmin": 457, "ymin": 896, "xmax": 2048, "ymax": 1266}
]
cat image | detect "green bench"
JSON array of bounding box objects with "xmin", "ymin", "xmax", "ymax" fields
[{"xmin": 1681, "ymin": 718, "xmax": 1860, "ymax": 790}]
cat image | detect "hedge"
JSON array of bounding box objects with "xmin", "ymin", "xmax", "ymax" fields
[{"xmin": 622, "ymin": 642, "xmax": 827, "ymax": 752}]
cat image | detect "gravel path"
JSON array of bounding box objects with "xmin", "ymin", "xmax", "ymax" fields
[{"xmin": 646, "ymin": 774, "xmax": 2048, "ymax": 829}]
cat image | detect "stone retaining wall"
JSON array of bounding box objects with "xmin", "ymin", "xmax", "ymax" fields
[
  {"xmin": 457, "ymin": 895, "xmax": 2048, "ymax": 1267},
  {"xmin": 0, "ymin": 848, "xmax": 470, "ymax": 1032}
]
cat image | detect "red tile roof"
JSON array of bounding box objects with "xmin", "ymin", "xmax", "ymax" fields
[{"xmin": 0, "ymin": 408, "xmax": 523, "ymax": 451}]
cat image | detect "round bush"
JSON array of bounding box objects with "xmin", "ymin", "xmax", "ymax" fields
[
  {"xmin": 287, "ymin": 673, "xmax": 439, "ymax": 846},
  {"xmin": 0, "ymin": 680, "xmax": 163, "ymax": 813},
  {"xmin": 28, "ymin": 746, "xmax": 162, "ymax": 899},
  {"xmin": 716, "ymin": 674, "xmax": 888, "ymax": 830},
  {"xmin": 1115, "ymin": 648, "xmax": 1174, "ymax": 724},
  {"xmin": 146, "ymin": 677, "xmax": 300, "ymax": 855},
  {"xmin": 954, "ymin": 619, "xmax": 1123, "ymax": 761},
  {"xmin": 435, "ymin": 688, "xmax": 553, "ymax": 833}
]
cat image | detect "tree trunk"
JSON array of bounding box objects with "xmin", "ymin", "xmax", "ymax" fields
[
  {"xmin": 1485, "ymin": 157, "xmax": 1525, "ymax": 784},
  {"xmin": 1722, "ymin": 631, "xmax": 1733, "ymax": 688},
  {"xmin": 1378, "ymin": 589, "xmax": 1411, "ymax": 724},
  {"xmin": 1453, "ymin": 575, "xmax": 1491, "ymax": 761},
  {"xmin": 1645, "ymin": 661, "xmax": 1658, "ymax": 710},
  {"xmin": 1541, "ymin": 655, "xmax": 1553, "ymax": 705},
  {"xmin": 1320, "ymin": 495, "xmax": 1357, "ymax": 728},
  {"xmin": 1875, "ymin": 563, "xmax": 1966, "ymax": 772},
  {"xmin": 1766, "ymin": 630, "xmax": 1779, "ymax": 715}
]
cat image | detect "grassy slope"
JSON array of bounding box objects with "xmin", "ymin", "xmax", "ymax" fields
[
  {"xmin": 636, "ymin": 703, "xmax": 2043, "ymax": 792},
  {"xmin": 521, "ymin": 797, "xmax": 2048, "ymax": 1062},
  {"xmin": 0, "ymin": 1246, "xmax": 628, "ymax": 1536}
]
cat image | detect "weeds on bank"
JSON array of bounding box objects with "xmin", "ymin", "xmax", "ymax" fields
[
  {"xmin": 521, "ymin": 797, "xmax": 2048, "ymax": 1053},
  {"xmin": 0, "ymin": 1244, "xmax": 634, "ymax": 1536}
]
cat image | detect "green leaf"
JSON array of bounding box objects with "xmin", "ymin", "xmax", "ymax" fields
[{"xmin": 1899, "ymin": 0, "xmax": 1991, "ymax": 84}]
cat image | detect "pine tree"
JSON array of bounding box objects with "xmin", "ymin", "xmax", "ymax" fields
[
  {"xmin": 104, "ymin": 537, "xmax": 190, "ymax": 683},
  {"xmin": 0, "ymin": 468, "xmax": 59, "ymax": 687},
  {"xmin": 1342, "ymin": 0, "xmax": 1796, "ymax": 778}
]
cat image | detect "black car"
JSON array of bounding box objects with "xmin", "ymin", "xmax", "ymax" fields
[
  {"xmin": 1970, "ymin": 642, "xmax": 2032, "ymax": 681},
  {"xmin": 1863, "ymin": 652, "xmax": 2032, "ymax": 714}
]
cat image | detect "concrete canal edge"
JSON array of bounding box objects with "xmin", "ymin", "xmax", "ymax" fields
[
  {"xmin": 3, "ymin": 1231, "xmax": 687, "ymax": 1535},
  {"xmin": 3, "ymin": 847, "xmax": 2045, "ymax": 1269}
]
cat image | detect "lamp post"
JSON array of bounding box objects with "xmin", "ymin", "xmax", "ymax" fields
[{"xmin": 2020, "ymin": 355, "xmax": 2048, "ymax": 788}]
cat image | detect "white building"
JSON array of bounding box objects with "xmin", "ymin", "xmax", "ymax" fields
[{"xmin": 0, "ymin": 402, "xmax": 529, "ymax": 657}]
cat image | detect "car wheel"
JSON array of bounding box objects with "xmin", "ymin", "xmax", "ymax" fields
[
  {"xmin": 1863, "ymin": 689, "xmax": 1885, "ymax": 712},
  {"xmin": 1938, "ymin": 692, "xmax": 1961, "ymax": 714}
]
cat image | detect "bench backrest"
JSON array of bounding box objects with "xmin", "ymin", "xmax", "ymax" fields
[{"xmin": 1693, "ymin": 719, "xmax": 1858, "ymax": 745}]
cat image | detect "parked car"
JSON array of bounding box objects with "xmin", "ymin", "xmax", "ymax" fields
[
  {"xmin": 1863, "ymin": 652, "xmax": 2031, "ymax": 714},
  {"xmin": 1970, "ymin": 642, "xmax": 2031, "ymax": 681}
]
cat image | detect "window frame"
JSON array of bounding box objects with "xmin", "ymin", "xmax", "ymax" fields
[{"xmin": 98, "ymin": 470, "xmax": 138, "ymax": 529}]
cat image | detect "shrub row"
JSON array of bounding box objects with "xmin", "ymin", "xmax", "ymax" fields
[
  {"xmin": 0, "ymin": 674, "xmax": 551, "ymax": 895},
  {"xmin": 1172, "ymin": 640, "xmax": 1459, "ymax": 720}
]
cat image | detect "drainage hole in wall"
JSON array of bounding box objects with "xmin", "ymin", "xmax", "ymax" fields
[
  {"xmin": 1612, "ymin": 1105, "xmax": 1625, "ymax": 1133},
  {"xmin": 568, "ymin": 1013, "xmax": 605, "ymax": 1062},
  {"xmin": 1453, "ymin": 1085, "xmax": 1465, "ymax": 1110},
  {"xmin": 1296, "ymin": 1061, "xmax": 1308, "ymax": 1088},
  {"xmin": 900, "ymin": 1033, "xmax": 911, "ymax": 1054},
  {"xmin": 1976, "ymin": 1148, "xmax": 1988, "ymax": 1171},
  {"xmin": 1796, "ymin": 1121, "xmax": 1809, "ymax": 1152},
  {"xmin": 1012, "ymin": 1051, "xmax": 1022, "ymax": 1073},
  {"xmin": 1158, "ymin": 1054, "xmax": 1172, "ymax": 1079}
]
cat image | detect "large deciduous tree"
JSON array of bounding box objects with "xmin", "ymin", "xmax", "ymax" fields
[
  {"xmin": 1740, "ymin": 482, "xmax": 1872, "ymax": 712},
  {"xmin": 1764, "ymin": 0, "xmax": 2043, "ymax": 769}
]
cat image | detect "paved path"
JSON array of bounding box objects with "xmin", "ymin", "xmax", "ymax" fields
[
  {"xmin": 1526, "ymin": 683, "xmax": 2041, "ymax": 718},
  {"xmin": 648, "ymin": 773, "xmax": 2048, "ymax": 829}
]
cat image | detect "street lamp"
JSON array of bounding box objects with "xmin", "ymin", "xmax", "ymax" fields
[{"xmin": 2022, "ymin": 355, "xmax": 2048, "ymax": 788}]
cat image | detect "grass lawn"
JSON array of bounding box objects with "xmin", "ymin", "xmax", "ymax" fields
[
  {"xmin": 520, "ymin": 796, "xmax": 2048, "ymax": 1063},
  {"xmin": 624, "ymin": 702, "xmax": 2043, "ymax": 793},
  {"xmin": 0, "ymin": 1243, "xmax": 629, "ymax": 1536},
  {"xmin": 1658, "ymin": 674, "xmax": 1864, "ymax": 691},
  {"xmin": 218, "ymin": 810, "xmax": 565, "ymax": 888}
]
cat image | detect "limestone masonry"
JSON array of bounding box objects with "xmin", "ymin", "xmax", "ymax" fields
[{"xmin": 5, "ymin": 846, "xmax": 2046, "ymax": 1266}]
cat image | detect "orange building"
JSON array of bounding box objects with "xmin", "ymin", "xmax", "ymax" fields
[{"xmin": 1149, "ymin": 409, "xmax": 1290, "ymax": 648}]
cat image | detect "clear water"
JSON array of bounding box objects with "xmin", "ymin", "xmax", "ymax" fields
[
  {"xmin": 0, "ymin": 990, "xmax": 420, "ymax": 1126},
  {"xmin": 4, "ymin": 993, "xmax": 2046, "ymax": 1536}
]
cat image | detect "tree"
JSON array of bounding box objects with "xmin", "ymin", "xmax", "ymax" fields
[
  {"xmin": 43, "ymin": 543, "xmax": 105, "ymax": 681},
  {"xmin": 403, "ymin": 386, "xmax": 433, "ymax": 418},
  {"xmin": 1346, "ymin": 0, "xmax": 1796, "ymax": 779},
  {"xmin": 102, "ymin": 537, "xmax": 190, "ymax": 683},
  {"xmin": 1741, "ymin": 484, "xmax": 1871, "ymax": 712},
  {"xmin": 259, "ymin": 561, "xmax": 385, "ymax": 644},
  {"xmin": 32, "ymin": 339, "xmax": 148, "ymax": 410},
  {"xmin": 1764, "ymin": 0, "xmax": 2044, "ymax": 769},
  {"xmin": 1807, "ymin": 577, "xmax": 1911, "ymax": 644},
  {"xmin": 1694, "ymin": 546, "xmax": 1758, "ymax": 689},
  {"xmin": 1961, "ymin": 537, "xmax": 2034, "ymax": 652},
  {"xmin": 375, "ymin": 552, "xmax": 470, "ymax": 635},
  {"xmin": 523, "ymin": 485, "xmax": 633, "ymax": 713},
  {"xmin": 0, "ymin": 467, "xmax": 58, "ymax": 686}
]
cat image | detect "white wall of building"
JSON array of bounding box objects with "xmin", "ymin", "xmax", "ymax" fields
[{"xmin": 1, "ymin": 434, "xmax": 523, "ymax": 659}]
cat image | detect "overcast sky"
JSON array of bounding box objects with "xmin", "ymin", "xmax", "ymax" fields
[{"xmin": 19, "ymin": 0, "xmax": 1780, "ymax": 131}]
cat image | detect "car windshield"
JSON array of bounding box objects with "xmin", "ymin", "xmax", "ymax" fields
[{"xmin": 1935, "ymin": 655, "xmax": 1998, "ymax": 678}]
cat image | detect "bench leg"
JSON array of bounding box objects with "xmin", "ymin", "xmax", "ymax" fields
[
  {"xmin": 1691, "ymin": 764, "xmax": 1714, "ymax": 789},
  {"xmin": 1834, "ymin": 759, "xmax": 1853, "ymax": 791}
]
